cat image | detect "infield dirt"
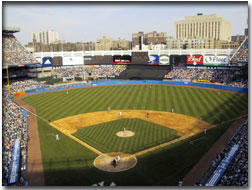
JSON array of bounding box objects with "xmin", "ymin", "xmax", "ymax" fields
[{"xmin": 50, "ymin": 110, "xmax": 212, "ymax": 156}]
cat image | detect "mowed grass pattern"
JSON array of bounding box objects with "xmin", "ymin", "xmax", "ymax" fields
[
  {"xmin": 73, "ymin": 118, "xmax": 179, "ymax": 154},
  {"xmin": 21, "ymin": 85, "xmax": 248, "ymax": 186},
  {"xmin": 22, "ymin": 85, "xmax": 248, "ymax": 124}
]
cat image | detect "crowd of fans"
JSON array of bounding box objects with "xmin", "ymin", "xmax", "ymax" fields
[
  {"xmin": 3, "ymin": 34, "xmax": 38, "ymax": 66},
  {"xmin": 52, "ymin": 65, "xmax": 126, "ymax": 78},
  {"xmin": 2, "ymin": 79, "xmax": 47, "ymax": 186},
  {"xmin": 217, "ymin": 124, "xmax": 248, "ymax": 186},
  {"xmin": 164, "ymin": 69, "xmax": 248, "ymax": 88},
  {"xmin": 195, "ymin": 122, "xmax": 248, "ymax": 186},
  {"xmin": 230, "ymin": 37, "xmax": 248, "ymax": 63}
]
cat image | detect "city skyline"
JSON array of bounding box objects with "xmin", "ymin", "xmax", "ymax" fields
[{"xmin": 3, "ymin": 2, "xmax": 248, "ymax": 45}]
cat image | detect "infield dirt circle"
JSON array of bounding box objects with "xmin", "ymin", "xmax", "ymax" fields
[
  {"xmin": 116, "ymin": 131, "xmax": 135, "ymax": 137},
  {"xmin": 94, "ymin": 152, "xmax": 137, "ymax": 172}
]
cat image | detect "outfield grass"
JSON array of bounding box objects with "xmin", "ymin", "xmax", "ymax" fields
[
  {"xmin": 73, "ymin": 118, "xmax": 179, "ymax": 154},
  {"xmin": 22, "ymin": 85, "xmax": 248, "ymax": 186}
]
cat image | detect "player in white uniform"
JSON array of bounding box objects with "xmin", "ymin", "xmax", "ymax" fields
[
  {"xmin": 56, "ymin": 134, "xmax": 59, "ymax": 141},
  {"xmin": 116, "ymin": 155, "xmax": 121, "ymax": 163}
]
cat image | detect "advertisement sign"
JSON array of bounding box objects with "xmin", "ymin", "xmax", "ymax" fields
[
  {"xmin": 148, "ymin": 55, "xmax": 159, "ymax": 65},
  {"xmin": 63, "ymin": 57, "xmax": 83, "ymax": 66},
  {"xmin": 42, "ymin": 57, "xmax": 53, "ymax": 67},
  {"xmin": 113, "ymin": 55, "xmax": 132, "ymax": 64},
  {"xmin": 14, "ymin": 91, "xmax": 26, "ymax": 98},
  {"xmin": 159, "ymin": 55, "xmax": 170, "ymax": 65},
  {"xmin": 204, "ymin": 56, "xmax": 229, "ymax": 66},
  {"xmin": 205, "ymin": 144, "xmax": 240, "ymax": 186},
  {"xmin": 8, "ymin": 138, "xmax": 21, "ymax": 184},
  {"xmin": 84, "ymin": 56, "xmax": 93, "ymax": 65},
  {"xmin": 187, "ymin": 55, "xmax": 204, "ymax": 65}
]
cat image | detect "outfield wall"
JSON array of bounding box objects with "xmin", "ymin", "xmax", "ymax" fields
[{"xmin": 24, "ymin": 80, "xmax": 248, "ymax": 95}]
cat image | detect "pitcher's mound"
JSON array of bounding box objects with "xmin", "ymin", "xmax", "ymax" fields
[
  {"xmin": 94, "ymin": 152, "xmax": 137, "ymax": 172},
  {"xmin": 116, "ymin": 131, "xmax": 135, "ymax": 137}
]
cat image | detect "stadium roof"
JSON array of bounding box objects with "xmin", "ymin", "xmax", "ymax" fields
[{"xmin": 3, "ymin": 26, "xmax": 20, "ymax": 33}]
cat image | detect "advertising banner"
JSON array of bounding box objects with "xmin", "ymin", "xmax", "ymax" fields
[
  {"xmin": 63, "ymin": 57, "xmax": 83, "ymax": 66},
  {"xmin": 42, "ymin": 57, "xmax": 53, "ymax": 67},
  {"xmin": 14, "ymin": 91, "xmax": 26, "ymax": 98},
  {"xmin": 84, "ymin": 56, "xmax": 93, "ymax": 65},
  {"xmin": 204, "ymin": 56, "xmax": 229, "ymax": 66},
  {"xmin": 113, "ymin": 55, "xmax": 132, "ymax": 64},
  {"xmin": 159, "ymin": 55, "xmax": 170, "ymax": 65},
  {"xmin": 205, "ymin": 144, "xmax": 240, "ymax": 186},
  {"xmin": 8, "ymin": 138, "xmax": 21, "ymax": 184},
  {"xmin": 187, "ymin": 55, "xmax": 204, "ymax": 65},
  {"xmin": 148, "ymin": 55, "xmax": 159, "ymax": 65}
]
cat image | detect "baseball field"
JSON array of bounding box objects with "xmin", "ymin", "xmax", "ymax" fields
[{"xmin": 20, "ymin": 84, "xmax": 248, "ymax": 186}]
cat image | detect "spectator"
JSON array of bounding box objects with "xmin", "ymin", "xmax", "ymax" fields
[
  {"xmin": 2, "ymin": 33, "xmax": 38, "ymax": 66},
  {"xmin": 196, "ymin": 122, "xmax": 248, "ymax": 186}
]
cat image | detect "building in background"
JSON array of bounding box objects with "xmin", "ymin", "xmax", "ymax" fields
[
  {"xmin": 132, "ymin": 31, "xmax": 167, "ymax": 48},
  {"xmin": 166, "ymin": 37, "xmax": 239, "ymax": 49},
  {"xmin": 95, "ymin": 36, "xmax": 130, "ymax": 51},
  {"xmin": 231, "ymin": 35, "xmax": 245, "ymax": 43},
  {"xmin": 175, "ymin": 14, "xmax": 232, "ymax": 41},
  {"xmin": 32, "ymin": 30, "xmax": 59, "ymax": 44}
]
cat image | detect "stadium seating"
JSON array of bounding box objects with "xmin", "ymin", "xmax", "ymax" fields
[
  {"xmin": 230, "ymin": 37, "xmax": 248, "ymax": 63},
  {"xmin": 52, "ymin": 66, "xmax": 126, "ymax": 78},
  {"xmin": 164, "ymin": 68, "xmax": 248, "ymax": 88},
  {"xmin": 2, "ymin": 80, "xmax": 47, "ymax": 186},
  {"xmin": 195, "ymin": 121, "xmax": 248, "ymax": 186},
  {"xmin": 2, "ymin": 33, "xmax": 38, "ymax": 66}
]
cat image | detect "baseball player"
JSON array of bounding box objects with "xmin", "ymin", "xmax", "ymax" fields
[
  {"xmin": 204, "ymin": 128, "xmax": 207, "ymax": 135},
  {"xmin": 116, "ymin": 155, "xmax": 121, "ymax": 163},
  {"xmin": 124, "ymin": 128, "xmax": 126, "ymax": 135},
  {"xmin": 56, "ymin": 134, "xmax": 59, "ymax": 141},
  {"xmin": 172, "ymin": 108, "xmax": 174, "ymax": 113},
  {"xmin": 146, "ymin": 112, "xmax": 149, "ymax": 118},
  {"xmin": 119, "ymin": 111, "xmax": 122, "ymax": 117},
  {"xmin": 108, "ymin": 106, "xmax": 111, "ymax": 112}
]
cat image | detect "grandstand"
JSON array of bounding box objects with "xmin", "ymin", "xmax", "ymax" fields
[
  {"xmin": 230, "ymin": 36, "xmax": 248, "ymax": 64},
  {"xmin": 196, "ymin": 121, "xmax": 248, "ymax": 186}
]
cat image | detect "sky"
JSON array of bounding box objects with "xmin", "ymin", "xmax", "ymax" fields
[{"xmin": 3, "ymin": 2, "xmax": 248, "ymax": 45}]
